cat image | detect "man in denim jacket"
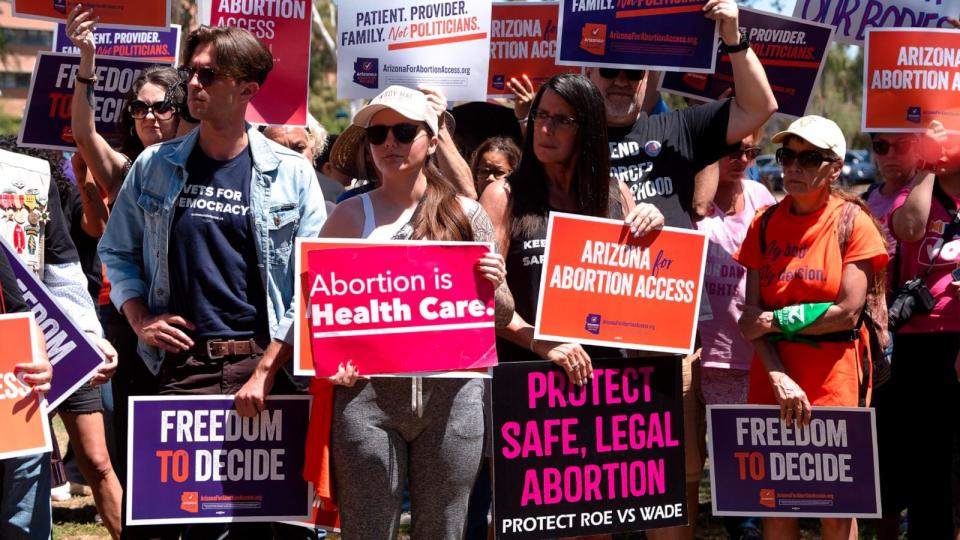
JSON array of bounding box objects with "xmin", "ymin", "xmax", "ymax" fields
[{"xmin": 99, "ymin": 26, "xmax": 324, "ymax": 398}]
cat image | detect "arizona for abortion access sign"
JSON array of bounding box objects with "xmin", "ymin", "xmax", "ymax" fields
[
  {"xmin": 708, "ymin": 405, "xmax": 881, "ymax": 517},
  {"xmin": 535, "ymin": 213, "xmax": 707, "ymax": 355},
  {"xmin": 492, "ymin": 358, "xmax": 686, "ymax": 539},
  {"xmin": 127, "ymin": 396, "xmax": 312, "ymax": 525},
  {"xmin": 863, "ymin": 28, "xmax": 960, "ymax": 133},
  {"xmin": 294, "ymin": 239, "xmax": 498, "ymax": 377}
]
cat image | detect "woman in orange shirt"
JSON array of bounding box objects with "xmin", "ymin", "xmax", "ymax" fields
[{"xmin": 734, "ymin": 116, "xmax": 888, "ymax": 540}]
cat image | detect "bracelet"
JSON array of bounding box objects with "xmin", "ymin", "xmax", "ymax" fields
[{"xmin": 75, "ymin": 74, "xmax": 98, "ymax": 85}]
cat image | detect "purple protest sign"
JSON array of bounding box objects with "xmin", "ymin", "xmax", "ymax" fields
[
  {"xmin": 0, "ymin": 237, "xmax": 104, "ymax": 410},
  {"xmin": 53, "ymin": 24, "xmax": 181, "ymax": 64},
  {"xmin": 127, "ymin": 395, "xmax": 312, "ymax": 525},
  {"xmin": 18, "ymin": 52, "xmax": 160, "ymax": 153},
  {"xmin": 707, "ymin": 405, "xmax": 880, "ymax": 518},
  {"xmin": 660, "ymin": 9, "xmax": 834, "ymax": 119},
  {"xmin": 556, "ymin": 0, "xmax": 718, "ymax": 73}
]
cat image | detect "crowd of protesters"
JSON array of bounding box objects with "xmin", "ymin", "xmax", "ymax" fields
[{"xmin": 0, "ymin": 1, "xmax": 958, "ymax": 539}]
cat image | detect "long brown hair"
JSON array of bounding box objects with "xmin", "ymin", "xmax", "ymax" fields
[{"xmin": 409, "ymin": 154, "xmax": 473, "ymax": 241}]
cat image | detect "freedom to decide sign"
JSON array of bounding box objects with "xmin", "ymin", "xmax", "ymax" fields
[
  {"xmin": 707, "ymin": 405, "xmax": 881, "ymax": 518},
  {"xmin": 127, "ymin": 396, "xmax": 312, "ymax": 525}
]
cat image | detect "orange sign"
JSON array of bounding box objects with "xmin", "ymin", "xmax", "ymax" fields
[
  {"xmin": 863, "ymin": 28, "xmax": 960, "ymax": 133},
  {"xmin": 0, "ymin": 313, "xmax": 52, "ymax": 460},
  {"xmin": 13, "ymin": 0, "xmax": 170, "ymax": 29},
  {"xmin": 535, "ymin": 213, "xmax": 708, "ymax": 354},
  {"xmin": 487, "ymin": 2, "xmax": 580, "ymax": 97}
]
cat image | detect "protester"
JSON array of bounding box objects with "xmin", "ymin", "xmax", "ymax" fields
[
  {"xmin": 695, "ymin": 129, "xmax": 774, "ymax": 540},
  {"xmin": 98, "ymin": 25, "xmax": 326, "ymax": 539},
  {"xmin": 886, "ymin": 120, "xmax": 960, "ymax": 539},
  {"xmin": 262, "ymin": 120, "xmax": 342, "ymax": 207},
  {"xmin": 866, "ymin": 133, "xmax": 922, "ymax": 254},
  {"xmin": 237, "ymin": 84, "xmax": 514, "ymax": 538},
  {"xmin": 735, "ymin": 116, "xmax": 888, "ymax": 540},
  {"xmin": 0, "ymin": 249, "xmax": 53, "ymax": 540},
  {"xmin": 471, "ymin": 136, "xmax": 520, "ymax": 197}
]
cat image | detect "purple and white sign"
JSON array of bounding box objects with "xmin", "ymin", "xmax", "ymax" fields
[
  {"xmin": 126, "ymin": 395, "xmax": 312, "ymax": 525},
  {"xmin": 53, "ymin": 24, "xmax": 181, "ymax": 64},
  {"xmin": 792, "ymin": 0, "xmax": 960, "ymax": 45},
  {"xmin": 0, "ymin": 237, "xmax": 104, "ymax": 410},
  {"xmin": 556, "ymin": 0, "xmax": 719, "ymax": 73},
  {"xmin": 660, "ymin": 8, "xmax": 834, "ymax": 119},
  {"xmin": 18, "ymin": 52, "xmax": 159, "ymax": 153},
  {"xmin": 707, "ymin": 405, "xmax": 881, "ymax": 518}
]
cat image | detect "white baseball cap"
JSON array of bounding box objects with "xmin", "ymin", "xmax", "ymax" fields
[
  {"xmin": 352, "ymin": 85, "xmax": 438, "ymax": 135},
  {"xmin": 772, "ymin": 115, "xmax": 846, "ymax": 159}
]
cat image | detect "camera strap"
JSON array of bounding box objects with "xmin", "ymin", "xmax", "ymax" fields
[{"xmin": 896, "ymin": 178, "xmax": 960, "ymax": 286}]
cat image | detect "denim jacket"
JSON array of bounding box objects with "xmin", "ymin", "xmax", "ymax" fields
[{"xmin": 98, "ymin": 125, "xmax": 326, "ymax": 375}]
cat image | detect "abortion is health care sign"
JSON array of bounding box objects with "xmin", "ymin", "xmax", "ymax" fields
[
  {"xmin": 708, "ymin": 405, "xmax": 880, "ymax": 517},
  {"xmin": 556, "ymin": 0, "xmax": 719, "ymax": 73},
  {"xmin": 535, "ymin": 213, "xmax": 707, "ymax": 355},
  {"xmin": 863, "ymin": 28, "xmax": 960, "ymax": 133},
  {"xmin": 492, "ymin": 358, "xmax": 686, "ymax": 538},
  {"xmin": 660, "ymin": 9, "xmax": 834, "ymax": 119},
  {"xmin": 126, "ymin": 396, "xmax": 312, "ymax": 525},
  {"xmin": 336, "ymin": 0, "xmax": 492, "ymax": 100},
  {"xmin": 294, "ymin": 239, "xmax": 498, "ymax": 377}
]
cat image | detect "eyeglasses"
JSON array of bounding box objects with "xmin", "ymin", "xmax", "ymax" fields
[
  {"xmin": 365, "ymin": 123, "xmax": 421, "ymax": 145},
  {"xmin": 872, "ymin": 138, "xmax": 916, "ymax": 156},
  {"xmin": 182, "ymin": 65, "xmax": 223, "ymax": 87},
  {"xmin": 776, "ymin": 147, "xmax": 839, "ymax": 169},
  {"xmin": 127, "ymin": 99, "xmax": 176, "ymax": 120},
  {"xmin": 728, "ymin": 146, "xmax": 762, "ymax": 160},
  {"xmin": 598, "ymin": 68, "xmax": 646, "ymax": 81},
  {"xmin": 530, "ymin": 109, "xmax": 578, "ymax": 130}
]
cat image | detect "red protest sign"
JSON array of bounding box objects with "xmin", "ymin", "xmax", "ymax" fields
[
  {"xmin": 294, "ymin": 239, "xmax": 498, "ymax": 377},
  {"xmin": 13, "ymin": 0, "xmax": 170, "ymax": 29},
  {"xmin": 864, "ymin": 28, "xmax": 960, "ymax": 132},
  {"xmin": 487, "ymin": 2, "xmax": 580, "ymax": 97},
  {"xmin": 205, "ymin": 0, "xmax": 311, "ymax": 126},
  {"xmin": 0, "ymin": 313, "xmax": 52, "ymax": 460},
  {"xmin": 535, "ymin": 213, "xmax": 708, "ymax": 354}
]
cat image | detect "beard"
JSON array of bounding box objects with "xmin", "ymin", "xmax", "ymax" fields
[{"xmin": 604, "ymin": 94, "xmax": 639, "ymax": 124}]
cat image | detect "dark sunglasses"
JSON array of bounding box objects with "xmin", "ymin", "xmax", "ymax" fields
[
  {"xmin": 598, "ymin": 68, "xmax": 646, "ymax": 81},
  {"xmin": 728, "ymin": 146, "xmax": 762, "ymax": 160},
  {"xmin": 776, "ymin": 147, "xmax": 839, "ymax": 169},
  {"xmin": 365, "ymin": 123, "xmax": 421, "ymax": 145},
  {"xmin": 127, "ymin": 99, "xmax": 176, "ymax": 120},
  {"xmin": 872, "ymin": 138, "xmax": 916, "ymax": 156},
  {"xmin": 182, "ymin": 65, "xmax": 223, "ymax": 87}
]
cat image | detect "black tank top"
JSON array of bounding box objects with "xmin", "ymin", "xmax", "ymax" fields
[{"xmin": 497, "ymin": 200, "xmax": 627, "ymax": 362}]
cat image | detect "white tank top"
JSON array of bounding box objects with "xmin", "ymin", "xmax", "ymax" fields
[{"xmin": 359, "ymin": 192, "xmax": 415, "ymax": 240}]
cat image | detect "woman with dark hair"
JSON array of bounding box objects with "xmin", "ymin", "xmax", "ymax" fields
[
  {"xmin": 481, "ymin": 73, "xmax": 663, "ymax": 381},
  {"xmin": 471, "ymin": 135, "xmax": 520, "ymax": 197}
]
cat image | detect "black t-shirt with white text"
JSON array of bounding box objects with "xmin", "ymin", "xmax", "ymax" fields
[{"xmin": 168, "ymin": 146, "xmax": 267, "ymax": 339}]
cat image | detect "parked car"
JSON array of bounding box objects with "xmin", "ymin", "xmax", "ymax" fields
[
  {"xmin": 756, "ymin": 154, "xmax": 783, "ymax": 191},
  {"xmin": 841, "ymin": 150, "xmax": 877, "ymax": 186}
]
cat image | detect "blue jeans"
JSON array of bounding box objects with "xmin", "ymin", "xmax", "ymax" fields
[{"xmin": 1, "ymin": 452, "xmax": 52, "ymax": 540}]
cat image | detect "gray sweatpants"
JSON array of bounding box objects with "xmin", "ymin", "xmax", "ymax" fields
[{"xmin": 331, "ymin": 377, "xmax": 485, "ymax": 540}]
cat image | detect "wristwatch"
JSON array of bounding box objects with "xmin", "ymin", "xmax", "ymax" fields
[{"xmin": 723, "ymin": 33, "xmax": 750, "ymax": 54}]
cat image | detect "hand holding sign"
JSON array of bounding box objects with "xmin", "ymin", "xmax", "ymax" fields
[
  {"xmin": 65, "ymin": 5, "xmax": 98, "ymax": 55},
  {"xmin": 88, "ymin": 335, "xmax": 118, "ymax": 386},
  {"xmin": 703, "ymin": 0, "xmax": 740, "ymax": 44},
  {"xmin": 531, "ymin": 339, "xmax": 593, "ymax": 386},
  {"xmin": 16, "ymin": 319, "xmax": 52, "ymax": 395},
  {"xmin": 508, "ymin": 74, "xmax": 536, "ymax": 120}
]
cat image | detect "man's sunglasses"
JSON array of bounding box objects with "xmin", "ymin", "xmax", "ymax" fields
[
  {"xmin": 598, "ymin": 68, "xmax": 646, "ymax": 81},
  {"xmin": 872, "ymin": 138, "xmax": 916, "ymax": 156},
  {"xmin": 127, "ymin": 99, "xmax": 176, "ymax": 120},
  {"xmin": 776, "ymin": 147, "xmax": 839, "ymax": 169},
  {"xmin": 728, "ymin": 146, "xmax": 762, "ymax": 160},
  {"xmin": 182, "ymin": 65, "xmax": 223, "ymax": 87},
  {"xmin": 365, "ymin": 123, "xmax": 421, "ymax": 145}
]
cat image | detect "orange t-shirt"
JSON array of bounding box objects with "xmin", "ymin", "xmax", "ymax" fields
[{"xmin": 734, "ymin": 194, "xmax": 888, "ymax": 406}]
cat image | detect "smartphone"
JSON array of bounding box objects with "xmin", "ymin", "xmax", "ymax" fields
[{"xmin": 952, "ymin": 267, "xmax": 960, "ymax": 282}]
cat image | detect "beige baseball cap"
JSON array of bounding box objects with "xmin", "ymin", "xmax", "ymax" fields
[
  {"xmin": 352, "ymin": 85, "xmax": 438, "ymax": 135},
  {"xmin": 772, "ymin": 115, "xmax": 846, "ymax": 158}
]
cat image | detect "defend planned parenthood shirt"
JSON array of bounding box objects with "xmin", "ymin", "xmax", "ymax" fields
[
  {"xmin": 168, "ymin": 146, "xmax": 268, "ymax": 340},
  {"xmin": 607, "ymin": 98, "xmax": 737, "ymax": 230}
]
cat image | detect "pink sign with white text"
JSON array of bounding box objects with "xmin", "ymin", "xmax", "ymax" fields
[{"xmin": 305, "ymin": 243, "xmax": 497, "ymax": 377}]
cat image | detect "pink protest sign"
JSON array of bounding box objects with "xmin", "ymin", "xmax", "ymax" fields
[{"xmin": 301, "ymin": 241, "xmax": 497, "ymax": 377}]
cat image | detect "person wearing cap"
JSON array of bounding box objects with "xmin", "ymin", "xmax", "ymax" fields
[
  {"xmin": 734, "ymin": 115, "xmax": 887, "ymax": 539},
  {"xmin": 99, "ymin": 26, "xmax": 325, "ymax": 538},
  {"xmin": 237, "ymin": 84, "xmax": 514, "ymax": 538}
]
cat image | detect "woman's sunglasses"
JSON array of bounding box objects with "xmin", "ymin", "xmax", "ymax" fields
[
  {"xmin": 776, "ymin": 147, "xmax": 839, "ymax": 169},
  {"xmin": 365, "ymin": 123, "xmax": 421, "ymax": 145},
  {"xmin": 872, "ymin": 138, "xmax": 916, "ymax": 156},
  {"xmin": 598, "ymin": 68, "xmax": 646, "ymax": 81},
  {"xmin": 727, "ymin": 146, "xmax": 762, "ymax": 160},
  {"xmin": 127, "ymin": 99, "xmax": 176, "ymax": 120}
]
